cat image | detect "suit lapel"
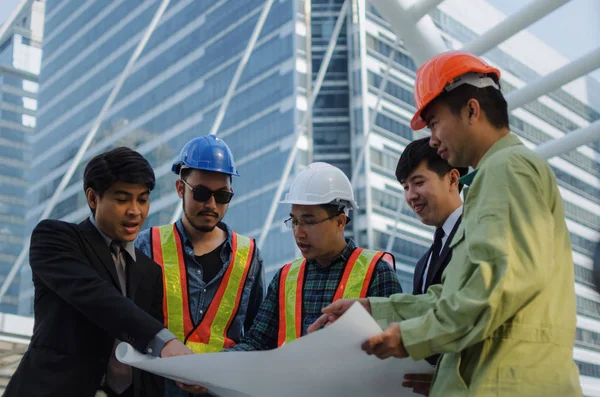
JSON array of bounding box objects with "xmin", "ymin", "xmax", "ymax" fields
[
  {"xmin": 413, "ymin": 248, "xmax": 431, "ymax": 295},
  {"xmin": 425, "ymin": 216, "xmax": 462, "ymax": 288},
  {"xmin": 79, "ymin": 219, "xmax": 121, "ymax": 290}
]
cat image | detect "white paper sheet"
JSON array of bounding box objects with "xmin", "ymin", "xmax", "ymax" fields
[{"xmin": 117, "ymin": 302, "xmax": 434, "ymax": 397}]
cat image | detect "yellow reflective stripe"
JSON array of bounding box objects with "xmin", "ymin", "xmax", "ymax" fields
[
  {"xmin": 158, "ymin": 224, "xmax": 185, "ymax": 341},
  {"xmin": 342, "ymin": 249, "xmax": 379, "ymax": 299},
  {"xmin": 204, "ymin": 234, "xmax": 252, "ymax": 352},
  {"xmin": 185, "ymin": 341, "xmax": 213, "ymax": 354},
  {"xmin": 284, "ymin": 258, "xmax": 304, "ymax": 344}
]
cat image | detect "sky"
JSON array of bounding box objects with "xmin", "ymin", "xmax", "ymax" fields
[
  {"xmin": 488, "ymin": 0, "xmax": 600, "ymax": 82},
  {"xmin": 0, "ymin": 0, "xmax": 20, "ymax": 26},
  {"xmin": 0, "ymin": 0, "xmax": 598, "ymax": 80}
]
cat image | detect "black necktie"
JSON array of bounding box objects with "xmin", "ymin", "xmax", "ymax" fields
[
  {"xmin": 421, "ymin": 227, "xmax": 446, "ymax": 294},
  {"xmin": 428, "ymin": 227, "xmax": 445, "ymax": 272}
]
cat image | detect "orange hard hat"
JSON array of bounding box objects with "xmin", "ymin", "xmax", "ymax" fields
[{"xmin": 410, "ymin": 51, "xmax": 501, "ymax": 131}]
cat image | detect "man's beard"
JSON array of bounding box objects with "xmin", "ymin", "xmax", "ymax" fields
[{"xmin": 182, "ymin": 196, "xmax": 220, "ymax": 232}]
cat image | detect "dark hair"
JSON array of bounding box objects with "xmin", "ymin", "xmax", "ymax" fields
[
  {"xmin": 424, "ymin": 74, "xmax": 509, "ymax": 130},
  {"xmin": 320, "ymin": 203, "xmax": 351, "ymax": 225},
  {"xmin": 320, "ymin": 204, "xmax": 344, "ymax": 218},
  {"xmin": 179, "ymin": 168, "xmax": 193, "ymax": 181},
  {"xmin": 83, "ymin": 146, "xmax": 155, "ymax": 196},
  {"xmin": 395, "ymin": 137, "xmax": 468, "ymax": 191}
]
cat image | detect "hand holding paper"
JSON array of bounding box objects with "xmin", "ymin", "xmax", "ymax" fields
[
  {"xmin": 362, "ymin": 323, "xmax": 409, "ymax": 359},
  {"xmin": 307, "ymin": 298, "xmax": 371, "ymax": 333},
  {"xmin": 160, "ymin": 339, "xmax": 209, "ymax": 394},
  {"xmin": 160, "ymin": 338, "xmax": 194, "ymax": 358},
  {"xmin": 117, "ymin": 302, "xmax": 433, "ymax": 397}
]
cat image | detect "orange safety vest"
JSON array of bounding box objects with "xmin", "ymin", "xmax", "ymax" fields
[
  {"xmin": 277, "ymin": 248, "xmax": 385, "ymax": 346},
  {"xmin": 151, "ymin": 224, "xmax": 255, "ymax": 353}
]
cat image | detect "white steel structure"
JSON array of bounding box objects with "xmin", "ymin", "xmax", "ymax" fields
[
  {"xmin": 0, "ymin": 313, "xmax": 32, "ymax": 393},
  {"xmin": 1, "ymin": 0, "xmax": 599, "ymax": 393}
]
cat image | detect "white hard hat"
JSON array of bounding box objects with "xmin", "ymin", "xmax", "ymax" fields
[{"xmin": 280, "ymin": 162, "xmax": 358, "ymax": 210}]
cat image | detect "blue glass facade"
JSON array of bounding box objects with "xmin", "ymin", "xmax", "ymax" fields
[
  {"xmin": 310, "ymin": 0, "xmax": 352, "ymax": 177},
  {"xmin": 0, "ymin": 0, "xmax": 43, "ymax": 314},
  {"xmin": 20, "ymin": 0, "xmax": 309, "ymax": 312}
]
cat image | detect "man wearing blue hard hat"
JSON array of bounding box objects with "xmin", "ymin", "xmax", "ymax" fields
[{"xmin": 136, "ymin": 135, "xmax": 264, "ymax": 396}]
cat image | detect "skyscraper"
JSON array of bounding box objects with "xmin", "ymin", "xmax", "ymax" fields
[
  {"xmin": 0, "ymin": 0, "xmax": 43, "ymax": 314},
  {"xmin": 20, "ymin": 0, "xmax": 309, "ymax": 312},
  {"xmin": 12, "ymin": 0, "xmax": 600, "ymax": 392}
]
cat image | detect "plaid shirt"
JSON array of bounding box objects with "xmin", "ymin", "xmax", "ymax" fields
[{"xmin": 228, "ymin": 239, "xmax": 403, "ymax": 351}]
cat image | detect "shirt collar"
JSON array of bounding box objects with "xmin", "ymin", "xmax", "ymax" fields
[
  {"xmin": 88, "ymin": 215, "xmax": 137, "ymax": 261},
  {"xmin": 459, "ymin": 133, "xmax": 523, "ymax": 186},
  {"xmin": 441, "ymin": 205, "xmax": 462, "ymax": 237}
]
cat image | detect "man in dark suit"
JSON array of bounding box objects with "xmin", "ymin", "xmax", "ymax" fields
[
  {"xmin": 4, "ymin": 147, "xmax": 194, "ymax": 397},
  {"xmin": 396, "ymin": 137, "xmax": 467, "ymax": 298},
  {"xmin": 395, "ymin": 137, "xmax": 467, "ymax": 395}
]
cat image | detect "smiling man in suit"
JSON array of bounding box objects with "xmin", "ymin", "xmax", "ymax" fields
[
  {"xmin": 396, "ymin": 137, "xmax": 467, "ymax": 377},
  {"xmin": 4, "ymin": 147, "xmax": 194, "ymax": 397},
  {"xmin": 396, "ymin": 137, "xmax": 468, "ymax": 301},
  {"xmin": 390, "ymin": 135, "xmax": 467, "ymax": 396}
]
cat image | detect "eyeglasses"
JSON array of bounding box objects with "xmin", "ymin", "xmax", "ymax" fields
[
  {"xmin": 180, "ymin": 179, "xmax": 234, "ymax": 204},
  {"xmin": 284, "ymin": 214, "xmax": 338, "ymax": 231}
]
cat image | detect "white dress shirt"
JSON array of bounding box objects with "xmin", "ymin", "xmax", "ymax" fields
[{"xmin": 421, "ymin": 205, "xmax": 463, "ymax": 293}]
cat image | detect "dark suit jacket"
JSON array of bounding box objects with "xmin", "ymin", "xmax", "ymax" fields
[
  {"xmin": 412, "ymin": 216, "xmax": 462, "ymax": 366},
  {"xmin": 4, "ymin": 219, "xmax": 165, "ymax": 397}
]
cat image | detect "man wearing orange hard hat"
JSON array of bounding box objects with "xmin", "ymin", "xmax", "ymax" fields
[{"xmin": 310, "ymin": 51, "xmax": 582, "ymax": 396}]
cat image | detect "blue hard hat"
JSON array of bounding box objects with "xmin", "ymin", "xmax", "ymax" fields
[{"xmin": 172, "ymin": 135, "xmax": 239, "ymax": 176}]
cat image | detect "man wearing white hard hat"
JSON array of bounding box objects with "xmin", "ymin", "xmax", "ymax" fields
[{"xmin": 226, "ymin": 162, "xmax": 402, "ymax": 351}]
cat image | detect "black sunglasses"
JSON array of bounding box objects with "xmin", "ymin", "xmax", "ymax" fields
[{"xmin": 181, "ymin": 179, "xmax": 234, "ymax": 204}]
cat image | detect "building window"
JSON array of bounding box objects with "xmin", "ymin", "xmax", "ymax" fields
[
  {"xmin": 22, "ymin": 97, "xmax": 37, "ymax": 110},
  {"xmin": 510, "ymin": 115, "xmax": 599, "ymax": 178},
  {"xmin": 576, "ymin": 361, "xmax": 600, "ymax": 378},
  {"xmin": 576, "ymin": 328, "xmax": 600, "ymax": 352},
  {"xmin": 21, "ymin": 114, "xmax": 36, "ymax": 128},
  {"xmin": 575, "ymin": 265, "xmax": 596, "ymax": 288},
  {"xmin": 22, "ymin": 80, "xmax": 39, "ymax": 93},
  {"xmin": 375, "ymin": 113, "xmax": 413, "ymax": 141},
  {"xmin": 577, "ymin": 296, "xmax": 600, "ymax": 320}
]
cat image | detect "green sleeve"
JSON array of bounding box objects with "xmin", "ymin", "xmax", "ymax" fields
[
  {"xmin": 369, "ymin": 285, "xmax": 442, "ymax": 330},
  {"xmin": 381, "ymin": 155, "xmax": 554, "ymax": 360}
]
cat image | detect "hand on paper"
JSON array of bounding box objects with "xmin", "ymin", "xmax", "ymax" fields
[
  {"xmin": 307, "ymin": 298, "xmax": 371, "ymax": 333},
  {"xmin": 361, "ymin": 323, "xmax": 408, "ymax": 359},
  {"xmin": 403, "ymin": 373, "xmax": 433, "ymax": 396},
  {"xmin": 160, "ymin": 338, "xmax": 194, "ymax": 358},
  {"xmin": 160, "ymin": 340, "xmax": 209, "ymax": 394},
  {"xmin": 176, "ymin": 381, "xmax": 210, "ymax": 395}
]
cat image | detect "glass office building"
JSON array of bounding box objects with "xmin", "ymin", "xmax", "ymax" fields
[
  {"xmin": 20, "ymin": 0, "xmax": 311, "ymax": 313},
  {"xmin": 16, "ymin": 0, "xmax": 600, "ymax": 392},
  {"xmin": 0, "ymin": 0, "xmax": 43, "ymax": 314}
]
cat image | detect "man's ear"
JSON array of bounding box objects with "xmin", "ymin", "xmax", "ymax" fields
[
  {"xmin": 86, "ymin": 188, "xmax": 99, "ymax": 211},
  {"xmin": 448, "ymin": 169, "xmax": 460, "ymax": 190},
  {"xmin": 465, "ymin": 98, "xmax": 481, "ymax": 124},
  {"xmin": 175, "ymin": 179, "xmax": 184, "ymax": 199},
  {"xmin": 337, "ymin": 214, "xmax": 347, "ymax": 229}
]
